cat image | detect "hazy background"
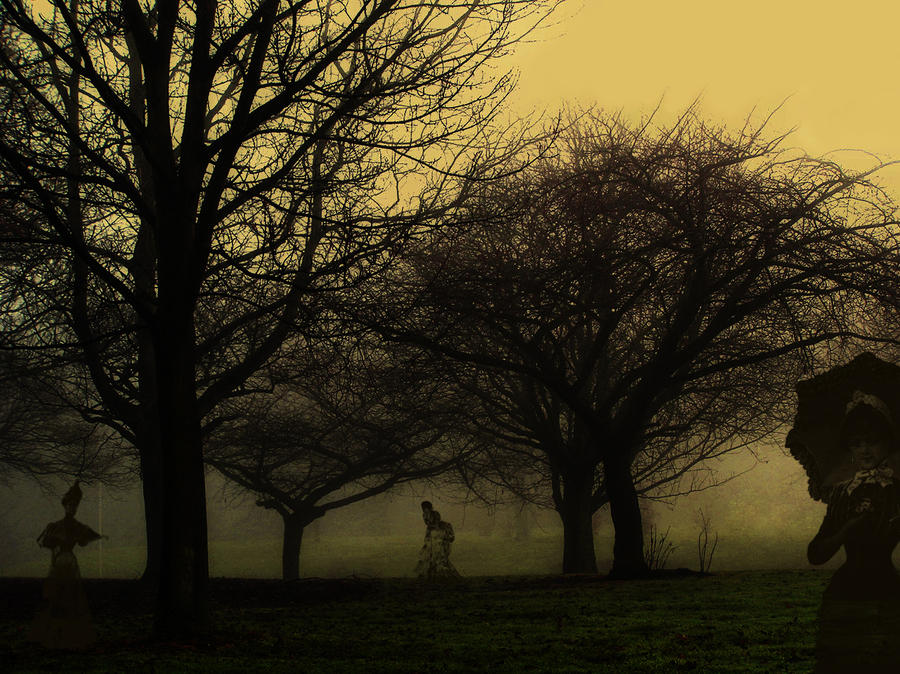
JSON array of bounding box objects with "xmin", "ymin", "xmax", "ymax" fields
[
  {"xmin": 0, "ymin": 445, "xmax": 839, "ymax": 579},
  {"xmin": 4, "ymin": 0, "xmax": 897, "ymax": 580}
]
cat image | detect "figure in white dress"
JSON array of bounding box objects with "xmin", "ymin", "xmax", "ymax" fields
[{"xmin": 414, "ymin": 501, "xmax": 460, "ymax": 580}]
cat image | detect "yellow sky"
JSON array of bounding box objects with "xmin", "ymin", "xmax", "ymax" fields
[
  {"xmin": 508, "ymin": 1, "xmax": 900, "ymax": 516},
  {"xmin": 511, "ymin": 0, "xmax": 900, "ymax": 183}
]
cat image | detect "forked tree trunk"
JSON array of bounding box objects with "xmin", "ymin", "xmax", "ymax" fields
[
  {"xmin": 604, "ymin": 454, "xmax": 649, "ymax": 578},
  {"xmin": 559, "ymin": 469, "xmax": 598, "ymax": 574},
  {"xmin": 126, "ymin": 21, "xmax": 161, "ymax": 589},
  {"xmin": 132, "ymin": 182, "xmax": 161, "ymax": 590}
]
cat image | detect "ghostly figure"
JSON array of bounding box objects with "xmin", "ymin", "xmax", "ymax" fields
[
  {"xmin": 807, "ymin": 394, "xmax": 900, "ymax": 672},
  {"xmin": 414, "ymin": 501, "xmax": 460, "ymax": 580},
  {"xmin": 28, "ymin": 481, "xmax": 105, "ymax": 649}
]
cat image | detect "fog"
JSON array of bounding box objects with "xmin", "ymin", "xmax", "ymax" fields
[{"xmin": 2, "ymin": 444, "xmax": 850, "ymax": 580}]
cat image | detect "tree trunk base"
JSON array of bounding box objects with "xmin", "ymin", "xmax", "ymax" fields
[{"xmin": 607, "ymin": 563, "xmax": 652, "ymax": 580}]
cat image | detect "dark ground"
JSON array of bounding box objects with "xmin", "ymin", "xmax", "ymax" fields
[
  {"xmin": 0, "ymin": 571, "xmax": 821, "ymax": 672},
  {"xmin": 0, "ymin": 575, "xmax": 381, "ymax": 617}
]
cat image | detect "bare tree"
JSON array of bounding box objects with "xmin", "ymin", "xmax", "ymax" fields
[
  {"xmin": 370, "ymin": 107, "xmax": 900, "ymax": 576},
  {"xmin": 205, "ymin": 334, "xmax": 472, "ymax": 581},
  {"xmin": 0, "ymin": 0, "xmax": 562, "ymax": 635},
  {"xmin": 696, "ymin": 508, "xmax": 718, "ymax": 574},
  {"xmin": 644, "ymin": 525, "xmax": 676, "ymax": 572}
]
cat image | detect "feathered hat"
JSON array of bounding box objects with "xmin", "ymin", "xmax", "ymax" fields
[{"xmin": 61, "ymin": 480, "xmax": 83, "ymax": 509}]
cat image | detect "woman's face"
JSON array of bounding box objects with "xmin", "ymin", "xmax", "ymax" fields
[{"xmin": 848, "ymin": 432, "xmax": 890, "ymax": 470}]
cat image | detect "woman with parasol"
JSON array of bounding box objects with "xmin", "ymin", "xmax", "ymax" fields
[
  {"xmin": 807, "ymin": 391, "xmax": 900, "ymax": 592},
  {"xmin": 787, "ymin": 353, "xmax": 900, "ymax": 671}
]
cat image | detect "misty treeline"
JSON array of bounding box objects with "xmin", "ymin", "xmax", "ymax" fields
[{"xmin": 1, "ymin": 0, "xmax": 899, "ymax": 640}]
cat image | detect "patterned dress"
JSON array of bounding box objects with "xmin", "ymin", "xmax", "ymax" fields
[
  {"xmin": 414, "ymin": 509, "xmax": 460, "ymax": 580},
  {"xmin": 809, "ymin": 470, "xmax": 900, "ymax": 672},
  {"xmin": 28, "ymin": 516, "xmax": 102, "ymax": 649}
]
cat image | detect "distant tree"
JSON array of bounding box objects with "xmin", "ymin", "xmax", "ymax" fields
[
  {"xmin": 450, "ymin": 355, "xmax": 781, "ymax": 572},
  {"xmin": 0, "ymin": 0, "xmax": 562, "ymax": 635},
  {"xmin": 205, "ymin": 334, "xmax": 472, "ymax": 581},
  {"xmin": 372, "ymin": 108, "xmax": 900, "ymax": 576}
]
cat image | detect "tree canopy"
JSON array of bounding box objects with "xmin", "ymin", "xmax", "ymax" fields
[
  {"xmin": 370, "ymin": 108, "xmax": 900, "ymax": 574},
  {"xmin": 0, "ymin": 0, "xmax": 562, "ymax": 635}
]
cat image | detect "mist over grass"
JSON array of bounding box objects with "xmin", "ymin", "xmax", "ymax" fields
[
  {"xmin": 4, "ymin": 529, "xmax": 848, "ymax": 581},
  {"xmin": 0, "ymin": 448, "xmax": 866, "ymax": 671},
  {"xmin": 0, "ymin": 447, "xmax": 857, "ymax": 580}
]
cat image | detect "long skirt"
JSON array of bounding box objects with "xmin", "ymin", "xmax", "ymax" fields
[
  {"xmin": 414, "ymin": 530, "xmax": 460, "ymax": 580},
  {"xmin": 814, "ymin": 596, "xmax": 900, "ymax": 673},
  {"xmin": 27, "ymin": 551, "xmax": 96, "ymax": 650}
]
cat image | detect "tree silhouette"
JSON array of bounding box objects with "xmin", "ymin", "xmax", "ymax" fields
[
  {"xmin": 0, "ymin": 0, "xmax": 561, "ymax": 635},
  {"xmin": 0, "ymin": 350, "xmax": 127, "ymax": 485},
  {"xmin": 205, "ymin": 333, "xmax": 472, "ymax": 581},
  {"xmin": 373, "ymin": 108, "xmax": 900, "ymax": 575}
]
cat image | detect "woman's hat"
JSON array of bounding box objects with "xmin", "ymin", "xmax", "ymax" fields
[
  {"xmin": 842, "ymin": 390, "xmax": 898, "ymax": 446},
  {"xmin": 61, "ymin": 480, "xmax": 82, "ymax": 508},
  {"xmin": 786, "ymin": 352, "xmax": 900, "ymax": 502},
  {"xmin": 845, "ymin": 390, "xmax": 895, "ymax": 426}
]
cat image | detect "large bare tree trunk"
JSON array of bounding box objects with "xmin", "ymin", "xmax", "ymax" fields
[
  {"xmin": 604, "ymin": 454, "xmax": 649, "ymax": 578},
  {"xmin": 281, "ymin": 513, "xmax": 306, "ymax": 581},
  {"xmin": 559, "ymin": 469, "xmax": 598, "ymax": 574},
  {"xmin": 127, "ymin": 26, "xmax": 162, "ymax": 587},
  {"xmin": 154, "ymin": 354, "xmax": 209, "ymax": 634},
  {"xmin": 136, "ymin": 304, "xmax": 162, "ymax": 586},
  {"xmin": 153, "ymin": 275, "xmax": 209, "ymax": 636},
  {"xmin": 137, "ymin": 430, "xmax": 163, "ymax": 586}
]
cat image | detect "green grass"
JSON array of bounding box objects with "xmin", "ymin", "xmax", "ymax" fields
[{"xmin": 1, "ymin": 570, "xmax": 826, "ymax": 672}]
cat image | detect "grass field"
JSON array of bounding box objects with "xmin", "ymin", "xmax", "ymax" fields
[{"xmin": 0, "ymin": 569, "xmax": 825, "ymax": 672}]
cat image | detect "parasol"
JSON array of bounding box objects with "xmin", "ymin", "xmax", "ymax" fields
[{"xmin": 786, "ymin": 352, "xmax": 900, "ymax": 502}]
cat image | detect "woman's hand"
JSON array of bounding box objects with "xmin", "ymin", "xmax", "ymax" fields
[
  {"xmin": 853, "ymin": 498, "xmax": 874, "ymax": 515},
  {"xmin": 888, "ymin": 514, "xmax": 900, "ymax": 538},
  {"xmin": 845, "ymin": 512, "xmax": 870, "ymax": 532},
  {"xmin": 809, "ymin": 514, "xmax": 869, "ymax": 565}
]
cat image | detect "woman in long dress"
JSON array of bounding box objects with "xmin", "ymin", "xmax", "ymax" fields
[
  {"xmin": 28, "ymin": 481, "xmax": 105, "ymax": 650},
  {"xmin": 807, "ymin": 392, "xmax": 900, "ymax": 672},
  {"xmin": 414, "ymin": 501, "xmax": 460, "ymax": 580}
]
